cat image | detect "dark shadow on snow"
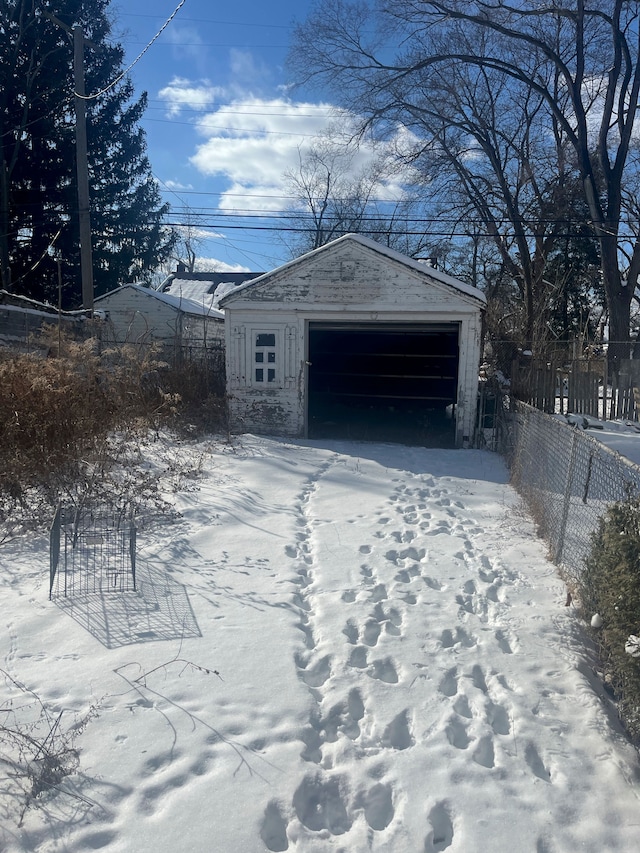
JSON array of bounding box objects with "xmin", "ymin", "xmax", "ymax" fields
[{"xmin": 54, "ymin": 560, "xmax": 201, "ymax": 649}]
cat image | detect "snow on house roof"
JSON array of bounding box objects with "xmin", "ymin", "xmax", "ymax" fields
[
  {"xmin": 161, "ymin": 273, "xmax": 264, "ymax": 311},
  {"xmin": 96, "ymin": 284, "xmax": 225, "ymax": 320},
  {"xmin": 219, "ymin": 233, "xmax": 487, "ymax": 306},
  {"xmin": 161, "ymin": 279, "xmax": 217, "ymax": 306}
]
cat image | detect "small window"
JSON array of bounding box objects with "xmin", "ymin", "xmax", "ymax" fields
[
  {"xmin": 256, "ymin": 333, "xmax": 275, "ymax": 347},
  {"xmin": 253, "ymin": 331, "xmax": 278, "ymax": 384}
]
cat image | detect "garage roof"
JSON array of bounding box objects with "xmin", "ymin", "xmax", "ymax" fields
[{"xmin": 219, "ymin": 233, "xmax": 486, "ymax": 307}]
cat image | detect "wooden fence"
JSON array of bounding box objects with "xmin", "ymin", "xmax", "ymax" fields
[{"xmin": 510, "ymin": 357, "xmax": 640, "ymax": 421}]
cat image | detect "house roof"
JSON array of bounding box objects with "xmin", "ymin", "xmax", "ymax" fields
[
  {"xmin": 160, "ymin": 272, "xmax": 264, "ymax": 310},
  {"xmin": 95, "ymin": 284, "xmax": 224, "ymax": 319},
  {"xmin": 218, "ymin": 234, "xmax": 486, "ymax": 307},
  {"xmin": 0, "ymin": 289, "xmax": 86, "ymax": 317}
]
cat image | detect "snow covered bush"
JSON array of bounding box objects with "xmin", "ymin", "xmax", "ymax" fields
[{"xmin": 581, "ymin": 496, "xmax": 640, "ymax": 742}]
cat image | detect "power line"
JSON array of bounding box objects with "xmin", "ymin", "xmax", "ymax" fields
[
  {"xmin": 79, "ymin": 0, "xmax": 189, "ymax": 101},
  {"xmin": 158, "ymin": 221, "xmax": 606, "ymax": 239},
  {"xmin": 142, "ymin": 117, "xmax": 336, "ymax": 138},
  {"xmin": 119, "ymin": 13, "xmax": 293, "ymax": 30}
]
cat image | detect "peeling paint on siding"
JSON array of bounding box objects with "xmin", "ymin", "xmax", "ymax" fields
[{"xmin": 225, "ymin": 239, "xmax": 484, "ymax": 444}]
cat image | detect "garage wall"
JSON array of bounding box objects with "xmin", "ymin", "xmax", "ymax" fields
[
  {"xmin": 227, "ymin": 309, "xmax": 482, "ymax": 444},
  {"xmin": 224, "ymin": 237, "xmax": 485, "ymax": 444}
]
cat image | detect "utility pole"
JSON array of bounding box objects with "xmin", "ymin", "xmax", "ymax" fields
[
  {"xmin": 44, "ymin": 12, "xmax": 94, "ymax": 313},
  {"xmin": 73, "ymin": 25, "xmax": 94, "ymax": 314}
]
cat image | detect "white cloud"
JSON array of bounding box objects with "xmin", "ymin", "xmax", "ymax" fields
[
  {"xmin": 192, "ymin": 256, "xmax": 250, "ymax": 273},
  {"xmin": 162, "ymin": 179, "xmax": 194, "ymax": 191},
  {"xmin": 228, "ymin": 49, "xmax": 273, "ymax": 93},
  {"xmin": 158, "ymin": 71, "xmax": 418, "ymax": 216},
  {"xmin": 174, "ymin": 224, "xmax": 225, "ymax": 241},
  {"xmin": 163, "ymin": 25, "xmax": 210, "ymax": 72},
  {"xmin": 189, "ymin": 98, "xmax": 393, "ymax": 211},
  {"xmin": 158, "ymin": 77, "xmax": 223, "ymax": 117}
]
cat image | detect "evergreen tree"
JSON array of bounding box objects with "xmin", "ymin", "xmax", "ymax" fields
[{"xmin": 0, "ymin": 0, "xmax": 174, "ymax": 307}]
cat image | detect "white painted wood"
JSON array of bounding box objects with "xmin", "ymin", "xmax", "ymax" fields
[
  {"xmin": 222, "ymin": 235, "xmax": 485, "ymax": 445},
  {"xmin": 96, "ymin": 284, "xmax": 223, "ymax": 348}
]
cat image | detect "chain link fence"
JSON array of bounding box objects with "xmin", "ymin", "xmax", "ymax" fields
[{"xmin": 499, "ymin": 401, "xmax": 640, "ymax": 583}]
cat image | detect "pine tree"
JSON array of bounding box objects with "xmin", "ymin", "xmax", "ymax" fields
[{"xmin": 0, "ymin": 0, "xmax": 174, "ymax": 307}]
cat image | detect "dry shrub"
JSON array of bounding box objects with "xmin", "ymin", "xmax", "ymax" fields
[
  {"xmin": 0, "ymin": 667, "xmax": 98, "ymax": 824},
  {"xmin": 0, "ymin": 329, "xmax": 227, "ymax": 535}
]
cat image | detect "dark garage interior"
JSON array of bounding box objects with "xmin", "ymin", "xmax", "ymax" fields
[{"xmin": 307, "ymin": 322, "xmax": 460, "ymax": 445}]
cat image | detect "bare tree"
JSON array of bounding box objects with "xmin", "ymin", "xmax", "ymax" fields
[
  {"xmin": 169, "ymin": 207, "xmax": 209, "ymax": 274},
  {"xmin": 290, "ymin": 0, "xmax": 640, "ymax": 365},
  {"xmin": 281, "ymin": 128, "xmax": 432, "ymax": 258}
]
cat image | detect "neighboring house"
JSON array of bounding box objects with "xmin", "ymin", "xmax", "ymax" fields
[
  {"xmin": 219, "ymin": 234, "xmax": 486, "ymax": 447},
  {"xmin": 94, "ymin": 284, "xmax": 224, "ymax": 352}
]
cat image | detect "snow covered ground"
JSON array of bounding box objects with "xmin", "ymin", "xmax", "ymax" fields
[{"xmin": 2, "ymin": 434, "xmax": 640, "ymax": 853}]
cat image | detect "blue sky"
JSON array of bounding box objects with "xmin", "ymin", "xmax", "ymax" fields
[{"xmin": 112, "ymin": 0, "xmax": 340, "ymax": 273}]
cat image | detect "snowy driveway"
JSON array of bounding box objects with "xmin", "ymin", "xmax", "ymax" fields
[{"xmin": 2, "ymin": 436, "xmax": 640, "ymax": 852}]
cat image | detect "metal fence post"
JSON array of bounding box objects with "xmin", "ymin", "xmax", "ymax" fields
[
  {"xmin": 555, "ymin": 429, "xmax": 578, "ymax": 565},
  {"xmin": 49, "ymin": 505, "xmax": 61, "ymax": 600}
]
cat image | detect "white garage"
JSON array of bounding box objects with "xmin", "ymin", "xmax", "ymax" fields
[{"xmin": 220, "ymin": 234, "xmax": 485, "ymax": 447}]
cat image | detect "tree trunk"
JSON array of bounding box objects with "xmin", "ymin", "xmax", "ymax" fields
[
  {"xmin": 0, "ymin": 154, "xmax": 11, "ymax": 291},
  {"xmin": 601, "ymin": 235, "xmax": 632, "ymax": 373}
]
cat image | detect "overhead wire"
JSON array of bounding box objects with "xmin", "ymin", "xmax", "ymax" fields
[{"xmin": 78, "ymin": 0, "xmax": 189, "ymax": 101}]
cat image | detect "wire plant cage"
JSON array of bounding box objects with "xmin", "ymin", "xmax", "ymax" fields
[{"xmin": 49, "ymin": 504, "xmax": 136, "ymax": 600}]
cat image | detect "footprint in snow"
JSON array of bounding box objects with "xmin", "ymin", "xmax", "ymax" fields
[
  {"xmin": 343, "ymin": 619, "xmax": 358, "ymax": 645},
  {"xmin": 362, "ymin": 619, "xmax": 381, "ymax": 647},
  {"xmin": 341, "ymin": 688, "xmax": 364, "ymax": 740},
  {"xmin": 473, "ymin": 735, "xmax": 495, "ymax": 769},
  {"xmin": 495, "ymin": 629, "xmax": 516, "ymax": 654},
  {"xmin": 362, "ymin": 782, "xmax": 395, "ymax": 831},
  {"xmin": 525, "ymin": 742, "xmax": 551, "ymax": 782},
  {"xmin": 382, "ymin": 709, "xmax": 414, "ymax": 750},
  {"xmin": 260, "ymin": 801, "xmax": 289, "ymax": 852},
  {"xmin": 439, "ymin": 667, "xmax": 458, "ymax": 698},
  {"xmin": 369, "ymin": 657, "xmax": 399, "ymax": 683},
  {"xmin": 370, "ymin": 583, "xmax": 388, "ymax": 603},
  {"xmin": 292, "ymin": 774, "xmax": 352, "ymax": 835},
  {"xmin": 348, "ymin": 646, "xmax": 368, "ymax": 669},
  {"xmin": 425, "ymin": 802, "xmax": 454, "ymax": 852},
  {"xmin": 297, "ymin": 655, "xmax": 332, "ymax": 688},
  {"xmin": 445, "ymin": 716, "xmax": 470, "ymax": 750}
]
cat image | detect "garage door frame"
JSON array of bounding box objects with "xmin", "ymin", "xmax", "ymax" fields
[{"xmin": 305, "ymin": 320, "xmax": 461, "ymax": 442}]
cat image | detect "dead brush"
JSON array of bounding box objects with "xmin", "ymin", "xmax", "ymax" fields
[
  {"xmin": 0, "ymin": 329, "xmax": 227, "ymax": 540},
  {"xmin": 0, "ymin": 668, "xmax": 98, "ymax": 825}
]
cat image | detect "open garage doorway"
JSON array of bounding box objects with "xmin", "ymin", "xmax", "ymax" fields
[{"xmin": 307, "ymin": 322, "xmax": 460, "ymax": 445}]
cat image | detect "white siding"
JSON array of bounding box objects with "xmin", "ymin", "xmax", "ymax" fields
[
  {"xmin": 224, "ymin": 237, "xmax": 485, "ymax": 445},
  {"xmin": 97, "ymin": 286, "xmax": 223, "ymax": 349}
]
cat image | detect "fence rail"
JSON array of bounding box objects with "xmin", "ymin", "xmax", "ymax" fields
[
  {"xmin": 501, "ymin": 401, "xmax": 640, "ymax": 582},
  {"xmin": 511, "ymin": 357, "xmax": 640, "ymax": 421}
]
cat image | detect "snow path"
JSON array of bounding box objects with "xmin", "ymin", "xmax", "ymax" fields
[{"xmin": 2, "ymin": 435, "xmax": 640, "ymax": 852}]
